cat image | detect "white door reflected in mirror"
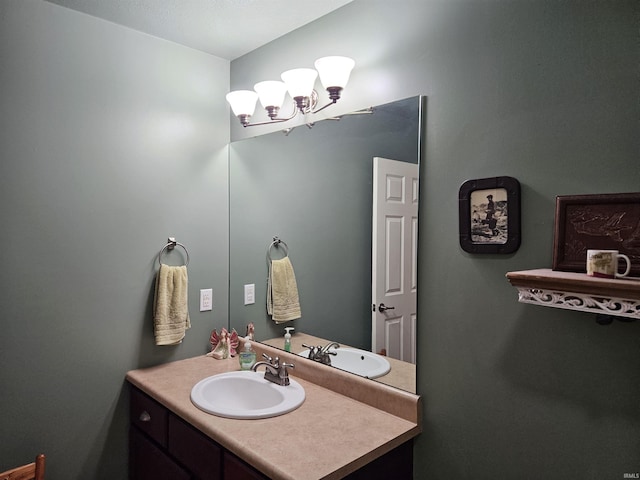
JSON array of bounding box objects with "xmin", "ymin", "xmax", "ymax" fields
[{"xmin": 372, "ymin": 157, "xmax": 418, "ymax": 364}]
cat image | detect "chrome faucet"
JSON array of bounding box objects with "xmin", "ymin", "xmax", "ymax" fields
[
  {"xmin": 321, "ymin": 341, "xmax": 340, "ymax": 353},
  {"xmin": 252, "ymin": 353, "xmax": 294, "ymax": 386},
  {"xmin": 302, "ymin": 342, "xmax": 340, "ymax": 366}
]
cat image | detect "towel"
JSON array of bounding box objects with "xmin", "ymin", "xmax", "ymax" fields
[
  {"xmin": 267, "ymin": 257, "xmax": 302, "ymax": 323},
  {"xmin": 153, "ymin": 264, "xmax": 190, "ymax": 345}
]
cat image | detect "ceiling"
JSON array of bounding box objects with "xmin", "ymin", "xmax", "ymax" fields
[{"xmin": 44, "ymin": 0, "xmax": 353, "ymax": 60}]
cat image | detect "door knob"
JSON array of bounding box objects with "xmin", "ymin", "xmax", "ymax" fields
[{"xmin": 378, "ymin": 303, "xmax": 395, "ymax": 313}]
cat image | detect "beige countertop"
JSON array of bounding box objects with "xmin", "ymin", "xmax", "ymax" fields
[{"xmin": 126, "ymin": 342, "xmax": 421, "ymax": 480}]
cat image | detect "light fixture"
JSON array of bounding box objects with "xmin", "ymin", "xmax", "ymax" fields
[
  {"xmin": 281, "ymin": 68, "xmax": 318, "ymax": 112},
  {"xmin": 253, "ymin": 80, "xmax": 288, "ymax": 119},
  {"xmin": 315, "ymin": 56, "xmax": 355, "ymax": 102},
  {"xmin": 226, "ymin": 56, "xmax": 355, "ymax": 127},
  {"xmin": 225, "ymin": 90, "xmax": 258, "ymax": 127}
]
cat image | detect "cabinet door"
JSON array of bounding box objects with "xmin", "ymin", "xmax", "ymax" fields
[
  {"xmin": 223, "ymin": 452, "xmax": 268, "ymax": 480},
  {"xmin": 168, "ymin": 414, "xmax": 222, "ymax": 480},
  {"xmin": 130, "ymin": 426, "xmax": 190, "ymax": 480}
]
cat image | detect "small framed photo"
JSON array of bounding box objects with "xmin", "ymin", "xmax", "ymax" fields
[
  {"xmin": 459, "ymin": 176, "xmax": 521, "ymax": 254},
  {"xmin": 552, "ymin": 192, "xmax": 640, "ymax": 276}
]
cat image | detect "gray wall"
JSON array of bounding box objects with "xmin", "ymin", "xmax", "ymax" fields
[
  {"xmin": 1, "ymin": 1, "xmax": 638, "ymax": 479},
  {"xmin": 0, "ymin": 1, "xmax": 229, "ymax": 478},
  {"xmin": 228, "ymin": 96, "xmax": 420, "ymax": 348},
  {"xmin": 231, "ymin": 1, "xmax": 640, "ymax": 479}
]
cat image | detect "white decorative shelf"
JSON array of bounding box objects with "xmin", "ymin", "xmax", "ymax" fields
[{"xmin": 506, "ymin": 269, "xmax": 640, "ymax": 320}]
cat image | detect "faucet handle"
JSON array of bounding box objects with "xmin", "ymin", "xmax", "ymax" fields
[
  {"xmin": 279, "ymin": 362, "xmax": 295, "ymax": 386},
  {"xmin": 261, "ymin": 352, "xmax": 274, "ymax": 363},
  {"xmin": 279, "ymin": 362, "xmax": 295, "ymax": 384},
  {"xmin": 302, "ymin": 344, "xmax": 320, "ymax": 360}
]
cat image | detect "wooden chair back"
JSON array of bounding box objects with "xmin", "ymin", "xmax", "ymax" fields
[{"xmin": 0, "ymin": 454, "xmax": 45, "ymax": 480}]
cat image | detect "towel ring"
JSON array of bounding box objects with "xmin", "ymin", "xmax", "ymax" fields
[
  {"xmin": 267, "ymin": 236, "xmax": 289, "ymax": 262},
  {"xmin": 158, "ymin": 237, "xmax": 190, "ymax": 266}
]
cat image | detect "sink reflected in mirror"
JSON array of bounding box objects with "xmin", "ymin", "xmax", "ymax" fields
[
  {"xmin": 264, "ymin": 332, "xmax": 415, "ymax": 393},
  {"xmin": 190, "ymin": 371, "xmax": 305, "ymax": 419},
  {"xmin": 299, "ymin": 346, "xmax": 391, "ymax": 379}
]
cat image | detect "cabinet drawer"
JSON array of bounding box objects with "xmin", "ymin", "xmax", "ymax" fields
[
  {"xmin": 130, "ymin": 387, "xmax": 168, "ymax": 448},
  {"xmin": 168, "ymin": 413, "xmax": 222, "ymax": 480}
]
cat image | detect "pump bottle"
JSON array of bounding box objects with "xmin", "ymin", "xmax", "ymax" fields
[
  {"xmin": 239, "ymin": 337, "xmax": 257, "ymax": 370},
  {"xmin": 284, "ymin": 327, "xmax": 294, "ymax": 352}
]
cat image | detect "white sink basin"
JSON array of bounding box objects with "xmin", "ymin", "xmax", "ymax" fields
[
  {"xmin": 299, "ymin": 347, "xmax": 391, "ymax": 379},
  {"xmin": 190, "ymin": 371, "xmax": 305, "ymax": 419}
]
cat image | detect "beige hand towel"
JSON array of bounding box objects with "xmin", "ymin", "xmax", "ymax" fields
[
  {"xmin": 267, "ymin": 257, "xmax": 302, "ymax": 323},
  {"xmin": 153, "ymin": 264, "xmax": 190, "ymax": 345}
]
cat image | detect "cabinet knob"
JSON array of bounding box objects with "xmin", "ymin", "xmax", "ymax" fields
[{"xmin": 139, "ymin": 410, "xmax": 151, "ymax": 422}]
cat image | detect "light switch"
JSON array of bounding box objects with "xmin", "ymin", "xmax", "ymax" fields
[
  {"xmin": 244, "ymin": 284, "xmax": 255, "ymax": 305},
  {"xmin": 200, "ymin": 289, "xmax": 213, "ymax": 311}
]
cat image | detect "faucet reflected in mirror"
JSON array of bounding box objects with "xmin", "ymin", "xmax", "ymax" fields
[
  {"xmin": 228, "ymin": 96, "xmax": 424, "ymax": 394},
  {"xmin": 302, "ymin": 341, "xmax": 340, "ymax": 365}
]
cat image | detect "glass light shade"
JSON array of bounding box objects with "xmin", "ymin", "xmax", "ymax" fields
[
  {"xmin": 281, "ymin": 68, "xmax": 318, "ymax": 99},
  {"xmin": 254, "ymin": 81, "xmax": 287, "ymax": 109},
  {"xmin": 225, "ymin": 90, "xmax": 258, "ymax": 116},
  {"xmin": 314, "ymin": 56, "xmax": 355, "ymax": 89}
]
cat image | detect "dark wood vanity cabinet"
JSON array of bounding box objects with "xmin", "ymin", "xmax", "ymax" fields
[
  {"xmin": 129, "ymin": 385, "xmax": 413, "ymax": 480},
  {"xmin": 130, "ymin": 427, "xmax": 191, "ymax": 480},
  {"xmin": 129, "ymin": 386, "xmax": 267, "ymax": 480}
]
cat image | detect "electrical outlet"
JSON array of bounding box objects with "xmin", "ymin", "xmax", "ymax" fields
[
  {"xmin": 200, "ymin": 289, "xmax": 213, "ymax": 311},
  {"xmin": 244, "ymin": 284, "xmax": 255, "ymax": 305}
]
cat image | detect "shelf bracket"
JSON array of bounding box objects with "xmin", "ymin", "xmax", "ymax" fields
[{"xmin": 515, "ymin": 287, "xmax": 640, "ymax": 320}]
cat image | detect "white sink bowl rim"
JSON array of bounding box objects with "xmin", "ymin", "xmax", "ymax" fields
[
  {"xmin": 190, "ymin": 371, "xmax": 305, "ymax": 419},
  {"xmin": 299, "ymin": 347, "xmax": 391, "ymax": 379}
]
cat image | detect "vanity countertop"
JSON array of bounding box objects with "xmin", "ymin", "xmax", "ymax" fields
[{"xmin": 126, "ymin": 343, "xmax": 421, "ymax": 480}]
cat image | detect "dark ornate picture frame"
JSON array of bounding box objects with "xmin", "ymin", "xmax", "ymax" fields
[
  {"xmin": 552, "ymin": 192, "xmax": 640, "ymax": 276},
  {"xmin": 459, "ymin": 176, "xmax": 521, "ymax": 254}
]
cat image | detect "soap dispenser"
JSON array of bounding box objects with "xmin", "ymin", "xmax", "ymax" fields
[
  {"xmin": 284, "ymin": 327, "xmax": 294, "ymax": 352},
  {"xmin": 239, "ymin": 337, "xmax": 257, "ymax": 370}
]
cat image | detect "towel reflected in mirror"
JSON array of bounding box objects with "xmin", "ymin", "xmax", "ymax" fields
[{"xmin": 267, "ymin": 257, "xmax": 301, "ymax": 323}]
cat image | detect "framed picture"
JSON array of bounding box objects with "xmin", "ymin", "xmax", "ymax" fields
[
  {"xmin": 552, "ymin": 192, "xmax": 640, "ymax": 276},
  {"xmin": 458, "ymin": 176, "xmax": 521, "ymax": 254}
]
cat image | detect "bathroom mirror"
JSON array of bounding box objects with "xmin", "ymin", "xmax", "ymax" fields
[{"xmin": 229, "ymin": 96, "xmax": 424, "ymax": 393}]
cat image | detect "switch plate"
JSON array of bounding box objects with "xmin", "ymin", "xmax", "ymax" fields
[
  {"xmin": 244, "ymin": 284, "xmax": 255, "ymax": 305},
  {"xmin": 200, "ymin": 289, "xmax": 213, "ymax": 311}
]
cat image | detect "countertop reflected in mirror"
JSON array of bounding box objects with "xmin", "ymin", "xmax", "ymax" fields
[{"xmin": 262, "ymin": 333, "xmax": 416, "ymax": 394}]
